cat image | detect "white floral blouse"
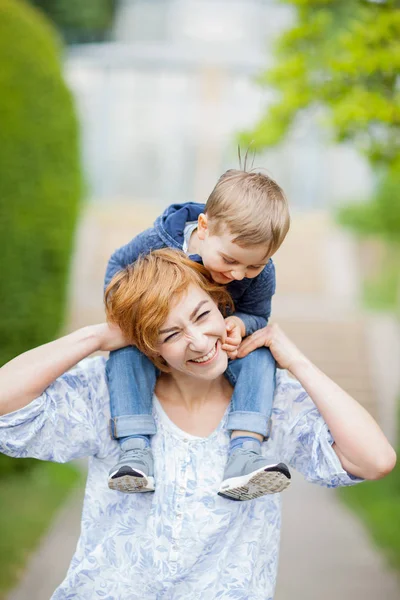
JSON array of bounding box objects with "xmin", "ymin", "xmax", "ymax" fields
[{"xmin": 0, "ymin": 357, "xmax": 362, "ymax": 599}]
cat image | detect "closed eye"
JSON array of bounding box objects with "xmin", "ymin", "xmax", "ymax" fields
[
  {"xmin": 196, "ymin": 310, "xmax": 210, "ymax": 320},
  {"xmin": 222, "ymin": 257, "xmax": 237, "ymax": 265},
  {"xmin": 164, "ymin": 331, "xmax": 180, "ymax": 343},
  {"xmin": 163, "ymin": 311, "xmax": 210, "ymax": 341}
]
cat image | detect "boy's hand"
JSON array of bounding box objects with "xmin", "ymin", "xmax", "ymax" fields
[
  {"xmin": 237, "ymin": 324, "xmax": 307, "ymax": 372},
  {"xmin": 222, "ymin": 316, "xmax": 244, "ymax": 360}
]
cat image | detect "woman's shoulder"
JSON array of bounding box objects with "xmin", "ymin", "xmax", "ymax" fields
[
  {"xmin": 274, "ymin": 369, "xmax": 309, "ymax": 405},
  {"xmin": 272, "ymin": 369, "xmax": 319, "ymax": 426},
  {"xmin": 48, "ymin": 356, "xmax": 110, "ymax": 418},
  {"xmin": 68, "ymin": 355, "xmax": 109, "ymax": 401},
  {"xmin": 71, "ymin": 355, "xmax": 107, "ymax": 379}
]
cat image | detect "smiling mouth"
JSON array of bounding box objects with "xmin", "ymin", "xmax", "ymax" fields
[
  {"xmin": 189, "ymin": 341, "xmax": 218, "ymax": 364},
  {"xmin": 214, "ymin": 273, "xmax": 233, "ymax": 282}
]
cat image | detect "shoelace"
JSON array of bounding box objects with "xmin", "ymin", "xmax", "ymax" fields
[
  {"xmin": 123, "ymin": 448, "xmax": 151, "ymax": 463},
  {"xmin": 233, "ymin": 447, "xmax": 260, "ymax": 457}
]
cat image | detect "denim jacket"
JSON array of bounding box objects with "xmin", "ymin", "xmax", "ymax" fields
[{"xmin": 105, "ymin": 203, "xmax": 275, "ymax": 335}]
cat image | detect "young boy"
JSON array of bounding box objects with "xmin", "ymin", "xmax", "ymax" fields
[{"xmin": 105, "ymin": 169, "xmax": 291, "ymax": 500}]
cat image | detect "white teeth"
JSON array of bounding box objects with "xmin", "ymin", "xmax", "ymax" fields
[{"xmin": 191, "ymin": 343, "xmax": 217, "ymax": 363}]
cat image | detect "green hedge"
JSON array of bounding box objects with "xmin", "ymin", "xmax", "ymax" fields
[
  {"xmin": 29, "ymin": 0, "xmax": 117, "ymax": 43},
  {"xmin": 0, "ymin": 0, "xmax": 82, "ymax": 367},
  {"xmin": 0, "ymin": 0, "xmax": 82, "ymax": 474}
]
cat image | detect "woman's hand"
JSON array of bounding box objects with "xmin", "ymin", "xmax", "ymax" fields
[
  {"xmin": 94, "ymin": 323, "xmax": 130, "ymax": 352},
  {"xmin": 237, "ymin": 323, "xmax": 307, "ymax": 373}
]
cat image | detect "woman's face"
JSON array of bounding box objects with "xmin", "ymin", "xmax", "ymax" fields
[{"xmin": 156, "ymin": 284, "xmax": 228, "ymax": 380}]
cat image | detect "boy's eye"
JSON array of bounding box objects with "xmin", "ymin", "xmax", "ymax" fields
[
  {"xmin": 196, "ymin": 310, "xmax": 210, "ymax": 321},
  {"xmin": 222, "ymin": 257, "xmax": 236, "ymax": 265}
]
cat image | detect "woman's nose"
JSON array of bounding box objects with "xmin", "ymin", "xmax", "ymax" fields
[{"xmin": 187, "ymin": 328, "xmax": 209, "ymax": 352}]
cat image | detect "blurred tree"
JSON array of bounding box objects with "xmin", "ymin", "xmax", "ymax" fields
[
  {"xmin": 242, "ymin": 0, "xmax": 400, "ymax": 239},
  {"xmin": 29, "ymin": 0, "xmax": 117, "ymax": 43},
  {"xmin": 0, "ymin": 0, "xmax": 82, "ymax": 375}
]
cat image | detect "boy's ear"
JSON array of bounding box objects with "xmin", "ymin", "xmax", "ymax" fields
[{"xmin": 197, "ymin": 213, "xmax": 208, "ymax": 240}]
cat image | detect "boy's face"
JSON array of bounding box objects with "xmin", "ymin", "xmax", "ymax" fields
[{"xmin": 197, "ymin": 215, "xmax": 269, "ymax": 285}]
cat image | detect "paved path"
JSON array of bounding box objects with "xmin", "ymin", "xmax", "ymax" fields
[
  {"xmin": 8, "ymin": 206, "xmax": 400, "ymax": 599},
  {"xmin": 8, "ymin": 486, "xmax": 85, "ymax": 600},
  {"xmin": 276, "ymin": 471, "xmax": 399, "ymax": 600}
]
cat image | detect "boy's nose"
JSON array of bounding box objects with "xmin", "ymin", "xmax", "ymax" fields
[{"xmin": 232, "ymin": 270, "xmax": 245, "ymax": 281}]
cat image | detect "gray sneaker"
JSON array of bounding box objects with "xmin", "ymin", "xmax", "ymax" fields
[
  {"xmin": 108, "ymin": 438, "xmax": 155, "ymax": 494},
  {"xmin": 218, "ymin": 440, "xmax": 291, "ymax": 501}
]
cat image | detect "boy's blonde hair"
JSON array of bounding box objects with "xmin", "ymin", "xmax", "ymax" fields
[
  {"xmin": 105, "ymin": 248, "xmax": 234, "ymax": 372},
  {"xmin": 205, "ymin": 169, "xmax": 290, "ymax": 256}
]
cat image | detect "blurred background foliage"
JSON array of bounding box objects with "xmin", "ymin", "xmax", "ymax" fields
[
  {"xmin": 242, "ymin": 0, "xmax": 400, "ymax": 259},
  {"xmin": 241, "ymin": 0, "xmax": 400, "ymax": 570},
  {"xmin": 0, "ymin": 1, "xmax": 83, "ymax": 589},
  {"xmin": 241, "ymin": 0, "xmax": 400, "ymax": 572},
  {"xmin": 28, "ymin": 0, "xmax": 118, "ymax": 44},
  {"xmin": 0, "ymin": 0, "xmax": 82, "ymax": 370}
]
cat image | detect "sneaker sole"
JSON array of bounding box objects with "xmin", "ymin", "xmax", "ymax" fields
[
  {"xmin": 108, "ymin": 470, "xmax": 155, "ymax": 494},
  {"xmin": 218, "ymin": 463, "xmax": 291, "ymax": 501}
]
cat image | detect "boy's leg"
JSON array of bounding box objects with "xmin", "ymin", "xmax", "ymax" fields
[
  {"xmin": 106, "ymin": 346, "xmax": 157, "ymax": 494},
  {"xmin": 226, "ymin": 346, "xmax": 275, "ymax": 437},
  {"xmin": 218, "ymin": 347, "xmax": 291, "ymax": 501}
]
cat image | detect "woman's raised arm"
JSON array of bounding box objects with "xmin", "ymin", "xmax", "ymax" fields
[
  {"xmin": 0, "ymin": 323, "xmax": 127, "ymax": 416},
  {"xmin": 238, "ymin": 324, "xmax": 396, "ymax": 480}
]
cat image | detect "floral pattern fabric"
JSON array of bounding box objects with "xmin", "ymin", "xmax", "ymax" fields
[{"xmin": 0, "ymin": 357, "xmax": 362, "ymax": 599}]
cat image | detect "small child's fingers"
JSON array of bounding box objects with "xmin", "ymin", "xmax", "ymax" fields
[
  {"xmin": 222, "ymin": 342, "xmax": 239, "ymax": 353},
  {"xmin": 227, "ymin": 332, "xmax": 242, "ymax": 342},
  {"xmin": 227, "ymin": 349, "xmax": 238, "ymax": 360},
  {"xmin": 222, "ymin": 342, "xmax": 236, "ymax": 350},
  {"xmin": 224, "ymin": 336, "xmax": 239, "ymax": 345}
]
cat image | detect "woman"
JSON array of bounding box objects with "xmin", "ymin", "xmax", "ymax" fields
[{"xmin": 0, "ymin": 249, "xmax": 396, "ymax": 600}]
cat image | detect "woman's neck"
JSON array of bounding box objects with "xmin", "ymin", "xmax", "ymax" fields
[{"xmin": 156, "ymin": 371, "xmax": 231, "ymax": 411}]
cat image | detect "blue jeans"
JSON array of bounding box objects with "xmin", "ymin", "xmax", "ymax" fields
[{"xmin": 107, "ymin": 346, "xmax": 276, "ymax": 440}]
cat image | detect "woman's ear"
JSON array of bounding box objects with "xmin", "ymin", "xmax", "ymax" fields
[
  {"xmin": 155, "ymin": 354, "xmax": 171, "ymax": 373},
  {"xmin": 197, "ymin": 213, "xmax": 208, "ymax": 241}
]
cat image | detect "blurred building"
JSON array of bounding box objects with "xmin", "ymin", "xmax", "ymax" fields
[{"xmin": 65, "ymin": 0, "xmax": 372, "ymax": 210}]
